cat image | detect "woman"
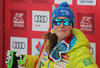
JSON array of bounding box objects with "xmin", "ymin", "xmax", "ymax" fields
[{"xmin": 6, "ymin": 2, "xmax": 98, "ymax": 68}]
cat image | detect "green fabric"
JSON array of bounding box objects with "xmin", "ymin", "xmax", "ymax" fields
[
  {"xmin": 18, "ymin": 55, "xmax": 26, "ymax": 65},
  {"xmin": 7, "ymin": 50, "xmax": 14, "ymax": 68},
  {"xmin": 19, "ymin": 29, "xmax": 98, "ymax": 68},
  {"xmin": 19, "ymin": 55, "xmax": 38, "ymax": 68}
]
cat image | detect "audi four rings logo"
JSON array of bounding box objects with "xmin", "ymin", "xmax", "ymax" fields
[
  {"xmin": 89, "ymin": 47, "xmax": 94, "ymax": 55},
  {"xmin": 12, "ymin": 41, "xmax": 26, "ymax": 49},
  {"xmin": 34, "ymin": 15, "xmax": 48, "ymax": 23}
]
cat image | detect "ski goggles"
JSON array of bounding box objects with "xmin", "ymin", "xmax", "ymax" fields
[
  {"xmin": 53, "ymin": 19, "xmax": 72, "ymax": 26},
  {"xmin": 49, "ymin": 41, "xmax": 69, "ymax": 62}
]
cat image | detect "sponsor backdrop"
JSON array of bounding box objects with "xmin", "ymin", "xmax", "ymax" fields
[
  {"xmin": 77, "ymin": 13, "xmax": 96, "ymax": 35},
  {"xmin": 32, "ymin": 38, "xmax": 44, "ymax": 55},
  {"xmin": 32, "ymin": 11, "xmax": 50, "ymax": 31},
  {"xmin": 10, "ymin": 9, "xmax": 27, "ymax": 30},
  {"xmin": 4, "ymin": 0, "xmax": 100, "ymax": 68},
  {"xmin": 10, "ymin": 37, "xmax": 27, "ymax": 54},
  {"xmin": 90, "ymin": 43, "xmax": 96, "ymax": 61},
  {"xmin": 10, "ymin": 37, "xmax": 27, "ymax": 68}
]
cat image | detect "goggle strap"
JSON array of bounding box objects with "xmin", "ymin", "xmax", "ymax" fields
[{"xmin": 48, "ymin": 57, "xmax": 54, "ymax": 62}]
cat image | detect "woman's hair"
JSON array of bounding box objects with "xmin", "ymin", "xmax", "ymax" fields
[{"xmin": 43, "ymin": 32, "xmax": 58, "ymax": 54}]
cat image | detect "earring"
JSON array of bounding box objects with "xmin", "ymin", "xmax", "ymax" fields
[{"xmin": 51, "ymin": 29, "xmax": 54, "ymax": 34}]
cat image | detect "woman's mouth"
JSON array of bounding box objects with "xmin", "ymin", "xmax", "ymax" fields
[{"xmin": 59, "ymin": 30, "xmax": 66, "ymax": 32}]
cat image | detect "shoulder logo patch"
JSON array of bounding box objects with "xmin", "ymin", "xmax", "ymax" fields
[{"xmin": 83, "ymin": 58, "xmax": 93, "ymax": 66}]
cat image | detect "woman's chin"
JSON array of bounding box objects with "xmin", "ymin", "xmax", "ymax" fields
[{"xmin": 58, "ymin": 35, "xmax": 66, "ymax": 40}]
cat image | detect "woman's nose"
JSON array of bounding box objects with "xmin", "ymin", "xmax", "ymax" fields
[{"xmin": 60, "ymin": 22, "xmax": 64, "ymax": 26}]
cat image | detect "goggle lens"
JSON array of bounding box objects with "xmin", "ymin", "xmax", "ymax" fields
[
  {"xmin": 54, "ymin": 19, "xmax": 71, "ymax": 26},
  {"xmin": 51, "ymin": 43, "xmax": 68, "ymax": 60}
]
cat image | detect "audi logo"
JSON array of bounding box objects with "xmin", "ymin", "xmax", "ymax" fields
[
  {"xmin": 12, "ymin": 41, "xmax": 26, "ymax": 49},
  {"xmin": 89, "ymin": 47, "xmax": 94, "ymax": 55},
  {"xmin": 34, "ymin": 15, "xmax": 48, "ymax": 23}
]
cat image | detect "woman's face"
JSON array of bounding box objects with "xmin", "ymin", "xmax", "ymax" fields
[{"xmin": 53, "ymin": 17, "xmax": 73, "ymax": 42}]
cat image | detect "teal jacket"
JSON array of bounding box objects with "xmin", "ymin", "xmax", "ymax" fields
[{"xmin": 19, "ymin": 29, "xmax": 98, "ymax": 68}]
